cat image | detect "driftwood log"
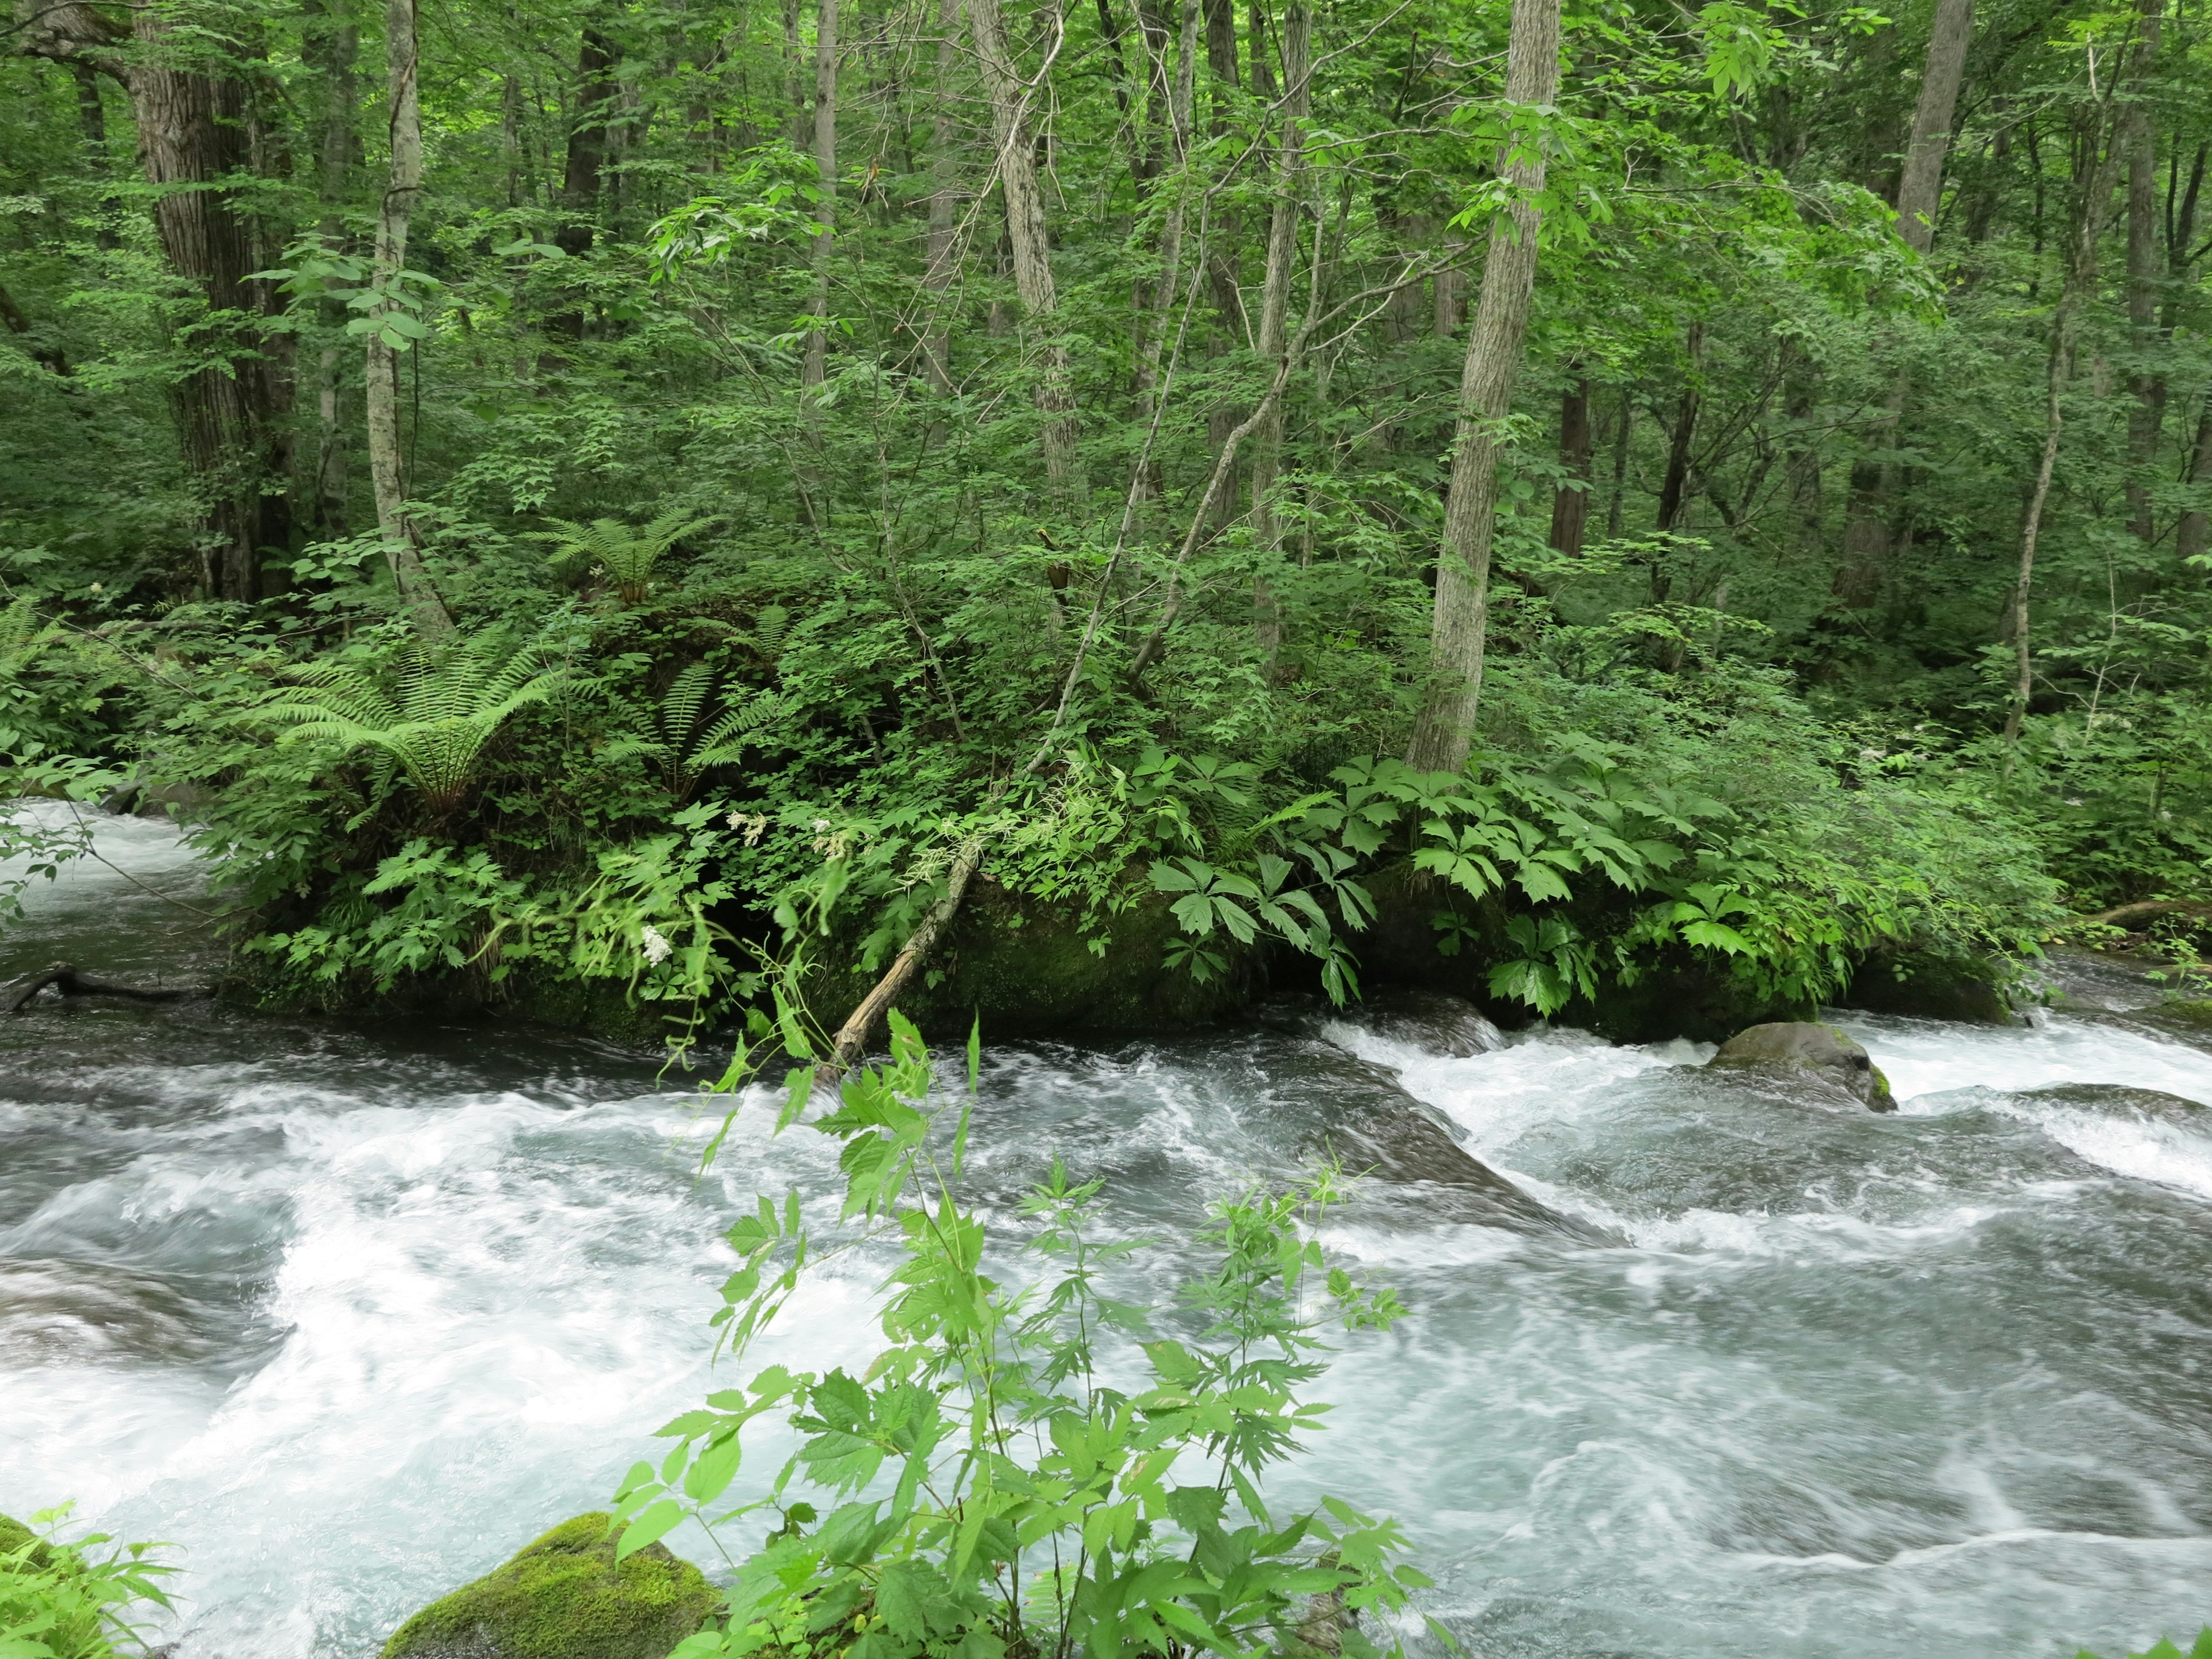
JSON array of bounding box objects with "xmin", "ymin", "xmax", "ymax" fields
[
  {"xmin": 1, "ymin": 962, "xmax": 211, "ymax": 1015},
  {"xmin": 2071, "ymin": 899, "xmax": 2212, "ymax": 930}
]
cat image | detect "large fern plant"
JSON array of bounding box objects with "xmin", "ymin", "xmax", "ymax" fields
[
  {"xmin": 608, "ymin": 662, "xmax": 785, "ymax": 804},
  {"xmin": 522, "ymin": 510, "xmax": 713, "ymax": 604},
  {"xmin": 261, "ymin": 632, "xmax": 567, "ymax": 813}
]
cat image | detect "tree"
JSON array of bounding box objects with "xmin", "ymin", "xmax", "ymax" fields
[{"xmin": 1404, "ymin": 0, "xmax": 1563, "ymax": 775}]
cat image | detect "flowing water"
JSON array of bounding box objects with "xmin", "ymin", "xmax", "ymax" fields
[{"xmin": 4, "ymin": 807, "xmax": 2211, "ymax": 1658}]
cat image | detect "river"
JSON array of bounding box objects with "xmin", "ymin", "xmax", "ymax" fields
[{"xmin": 2, "ymin": 806, "xmax": 2209, "ymax": 1658}]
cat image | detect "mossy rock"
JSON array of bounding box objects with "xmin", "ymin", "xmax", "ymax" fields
[
  {"xmin": 1840, "ymin": 950, "xmax": 2013, "ymax": 1025},
  {"xmin": 380, "ymin": 1513, "xmax": 715, "ymax": 1659},
  {"xmin": 2156, "ymin": 998, "xmax": 2212, "ymax": 1029},
  {"xmin": 0, "ymin": 1512, "xmax": 40, "ymax": 1562},
  {"xmin": 810, "ymin": 885, "xmax": 1254, "ymax": 1040}
]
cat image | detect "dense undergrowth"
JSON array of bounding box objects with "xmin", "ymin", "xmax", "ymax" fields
[{"xmin": 0, "ymin": 556, "xmax": 2112, "ymax": 1045}]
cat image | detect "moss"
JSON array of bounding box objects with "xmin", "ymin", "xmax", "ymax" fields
[
  {"xmin": 1842, "ymin": 949, "xmax": 2013, "ymax": 1025},
  {"xmin": 2157, "ymin": 998, "xmax": 2212, "ymax": 1028},
  {"xmin": 0, "ymin": 1514, "xmax": 35, "ymax": 1559},
  {"xmin": 810, "ymin": 886, "xmax": 1252, "ymax": 1040},
  {"xmin": 380, "ymin": 1513, "xmax": 715, "ymax": 1659}
]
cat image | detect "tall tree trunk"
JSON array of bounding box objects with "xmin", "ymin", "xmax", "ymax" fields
[
  {"xmin": 548, "ymin": 21, "xmax": 619, "ymax": 345},
  {"xmin": 306, "ymin": 0, "xmax": 359, "ymax": 538},
  {"xmin": 2176, "ymin": 400, "xmax": 2212, "ymax": 564},
  {"xmin": 967, "ymin": 0, "xmax": 1084, "ymax": 504},
  {"xmin": 1604, "ymin": 392, "xmax": 1631, "ymax": 539},
  {"xmin": 366, "ymin": 0, "xmax": 453, "ymax": 635},
  {"xmin": 1547, "ymin": 369, "xmax": 1592, "ymax": 556},
  {"xmin": 2122, "ymin": 0, "xmax": 2164, "ymax": 543},
  {"xmin": 1133, "ymin": 0, "xmax": 1198, "ymax": 432},
  {"xmin": 2005, "ymin": 103, "xmax": 2125, "ymax": 744},
  {"xmin": 921, "ymin": 0, "xmax": 961, "ymax": 393},
  {"xmin": 1247, "ymin": 0, "xmax": 1310, "ymax": 675},
  {"xmin": 18, "ymin": 0, "xmax": 294, "ymax": 601},
  {"xmin": 1655, "ymin": 331, "xmax": 1702, "ymax": 538},
  {"xmin": 799, "ymin": 0, "xmax": 838, "ymax": 528},
  {"xmin": 1402, "ymin": 0, "xmax": 1562, "ymax": 774},
  {"xmin": 1894, "ymin": 0, "xmax": 1975, "ymax": 252},
  {"xmin": 1835, "ymin": 0, "xmax": 1976, "ymax": 608}
]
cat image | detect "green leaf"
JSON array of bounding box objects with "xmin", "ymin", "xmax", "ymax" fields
[{"xmin": 616, "ymin": 1499, "xmax": 686, "ymax": 1559}]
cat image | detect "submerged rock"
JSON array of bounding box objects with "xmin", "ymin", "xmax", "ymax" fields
[
  {"xmin": 1351, "ymin": 989, "xmax": 1505, "ymax": 1058},
  {"xmin": 2018, "ymin": 1081, "xmax": 2208, "ymax": 1119},
  {"xmin": 380, "ymin": 1513, "xmax": 715, "ymax": 1659},
  {"xmin": 0, "ymin": 1256, "xmax": 222, "ymax": 1364},
  {"xmin": 1710, "ymin": 1022, "xmax": 1895, "ymax": 1112}
]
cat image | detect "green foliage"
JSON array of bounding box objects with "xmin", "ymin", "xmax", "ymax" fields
[
  {"xmin": 0, "ymin": 1506, "xmax": 173, "ymax": 1659},
  {"xmin": 256, "ymin": 626, "xmax": 572, "ymax": 815},
  {"xmin": 611, "ymin": 1014, "xmax": 1435, "ymax": 1659},
  {"xmin": 524, "ymin": 513, "xmax": 718, "ymax": 607},
  {"xmin": 2075, "ymin": 1631, "xmax": 2212, "ymax": 1659}
]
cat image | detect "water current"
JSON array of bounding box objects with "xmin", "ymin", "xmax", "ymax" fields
[{"xmin": 3, "ymin": 806, "xmax": 2210, "ymax": 1658}]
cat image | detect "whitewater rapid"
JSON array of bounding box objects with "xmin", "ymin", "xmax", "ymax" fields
[{"xmin": 2, "ymin": 808, "xmax": 2208, "ymax": 1657}]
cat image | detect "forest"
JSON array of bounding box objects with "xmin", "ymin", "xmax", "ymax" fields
[{"xmin": 2, "ymin": 0, "xmax": 2209, "ymax": 1041}]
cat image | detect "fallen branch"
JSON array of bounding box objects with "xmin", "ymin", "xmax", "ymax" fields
[
  {"xmin": 819, "ymin": 835, "xmax": 985, "ymax": 1081},
  {"xmin": 1, "ymin": 962, "xmax": 212, "ymax": 1015}
]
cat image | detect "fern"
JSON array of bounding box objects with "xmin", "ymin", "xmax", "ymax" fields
[
  {"xmin": 522, "ymin": 510, "xmax": 714, "ymax": 604},
  {"xmin": 260, "ymin": 631, "xmax": 567, "ymax": 813},
  {"xmin": 608, "ymin": 662, "xmax": 785, "ymax": 803}
]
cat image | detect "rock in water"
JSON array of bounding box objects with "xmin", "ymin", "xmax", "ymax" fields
[
  {"xmin": 1710, "ymin": 1022, "xmax": 1895, "ymax": 1112},
  {"xmin": 380, "ymin": 1513, "xmax": 715, "ymax": 1659}
]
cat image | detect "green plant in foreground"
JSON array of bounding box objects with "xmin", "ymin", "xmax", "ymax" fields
[
  {"xmin": 613, "ymin": 1011, "xmax": 1438, "ymax": 1659},
  {"xmin": 257, "ymin": 628, "xmax": 568, "ymax": 815},
  {"xmin": 2077, "ymin": 1632, "xmax": 2212, "ymax": 1659},
  {"xmin": 0, "ymin": 1505, "xmax": 174, "ymax": 1658}
]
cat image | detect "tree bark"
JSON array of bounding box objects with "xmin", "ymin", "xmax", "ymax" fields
[
  {"xmin": 2122, "ymin": 0, "xmax": 2164, "ymax": 543},
  {"xmin": 804, "ymin": 0, "xmax": 839, "ymax": 403},
  {"xmin": 1894, "ymin": 0, "xmax": 1975, "ymax": 252},
  {"xmin": 967, "ymin": 0, "xmax": 1084, "ymax": 503},
  {"xmin": 1402, "ymin": 0, "xmax": 1561, "ymax": 775},
  {"xmin": 921, "ymin": 0, "xmax": 961, "ymax": 393},
  {"xmin": 1247, "ymin": 0, "xmax": 1310, "ymax": 675},
  {"xmin": 555, "ymin": 26, "xmax": 621, "ymax": 262},
  {"xmin": 1834, "ymin": 0, "xmax": 1976, "ymax": 609},
  {"xmin": 366, "ymin": 0, "xmax": 453, "ymax": 635},
  {"xmin": 2005, "ymin": 104, "xmax": 2124, "ymax": 744},
  {"xmin": 1547, "ymin": 369, "xmax": 1592, "ymax": 556},
  {"xmin": 2174, "ymin": 399, "xmax": 2212, "ymax": 565},
  {"xmin": 305, "ymin": 0, "xmax": 359, "ymax": 538},
  {"xmin": 18, "ymin": 0, "xmax": 293, "ymax": 601}
]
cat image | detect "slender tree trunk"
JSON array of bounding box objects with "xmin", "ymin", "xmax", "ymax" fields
[
  {"xmin": 804, "ymin": 0, "xmax": 838, "ymax": 401},
  {"xmin": 2006, "ymin": 104, "xmax": 2125, "ymax": 744},
  {"xmin": 1604, "ymin": 392, "xmax": 1631, "ymax": 539},
  {"xmin": 1403, "ymin": 0, "xmax": 1562, "ymax": 774},
  {"xmin": 2122, "ymin": 0, "xmax": 2164, "ymax": 543},
  {"xmin": 1133, "ymin": 0, "xmax": 1198, "ymax": 433},
  {"xmin": 1894, "ymin": 0, "xmax": 1975, "ymax": 252},
  {"xmin": 1248, "ymin": 0, "xmax": 1310, "ymax": 675},
  {"xmin": 306, "ymin": 0, "xmax": 359, "ymax": 537},
  {"xmin": 2176, "ymin": 400, "xmax": 2212, "ymax": 564},
  {"xmin": 968, "ymin": 0, "xmax": 1084, "ymax": 503},
  {"xmin": 1547, "ymin": 368, "xmax": 1592, "ymax": 556},
  {"xmin": 366, "ymin": 0, "xmax": 453, "ymax": 634},
  {"xmin": 797, "ymin": 0, "xmax": 838, "ymax": 530},
  {"xmin": 921, "ymin": 0, "xmax": 961, "ymax": 393},
  {"xmin": 1655, "ymin": 331, "xmax": 1701, "ymax": 538}
]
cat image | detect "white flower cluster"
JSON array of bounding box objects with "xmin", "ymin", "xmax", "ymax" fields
[{"xmin": 641, "ymin": 924, "xmax": 673, "ymax": 965}]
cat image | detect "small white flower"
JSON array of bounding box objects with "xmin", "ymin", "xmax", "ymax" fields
[
  {"xmin": 641, "ymin": 925, "xmax": 672, "ymax": 965},
  {"xmin": 2065, "ymin": 798, "xmax": 2083, "ymax": 806},
  {"xmin": 812, "ymin": 817, "xmax": 831, "ymax": 832},
  {"xmin": 726, "ymin": 811, "xmax": 745, "ymax": 830},
  {"xmin": 1858, "ymin": 747, "xmax": 1885, "ymax": 762}
]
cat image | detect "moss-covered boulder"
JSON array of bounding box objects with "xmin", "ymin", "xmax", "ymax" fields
[
  {"xmin": 1840, "ymin": 949, "xmax": 2013, "ymax": 1025},
  {"xmin": 808, "ymin": 885, "xmax": 1253, "ymax": 1040},
  {"xmin": 380, "ymin": 1513, "xmax": 715, "ymax": 1659},
  {"xmin": 1711, "ymin": 1021, "xmax": 1895, "ymax": 1111}
]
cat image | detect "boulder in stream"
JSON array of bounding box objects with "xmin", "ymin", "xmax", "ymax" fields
[
  {"xmin": 1710, "ymin": 1022, "xmax": 1895, "ymax": 1112},
  {"xmin": 380, "ymin": 1513, "xmax": 714, "ymax": 1659}
]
